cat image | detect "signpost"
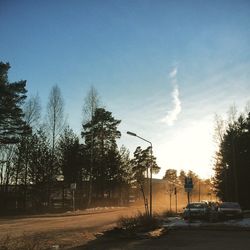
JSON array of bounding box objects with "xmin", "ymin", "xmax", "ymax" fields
[
  {"xmin": 70, "ymin": 183, "xmax": 76, "ymax": 211},
  {"xmin": 184, "ymin": 177, "xmax": 193, "ymax": 206},
  {"xmin": 174, "ymin": 187, "xmax": 177, "ymax": 213},
  {"xmin": 184, "ymin": 177, "xmax": 193, "ymax": 219}
]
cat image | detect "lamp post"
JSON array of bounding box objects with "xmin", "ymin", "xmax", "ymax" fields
[{"xmin": 127, "ymin": 131, "xmax": 153, "ymax": 217}]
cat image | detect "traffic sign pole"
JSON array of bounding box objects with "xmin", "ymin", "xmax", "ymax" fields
[{"xmin": 184, "ymin": 177, "xmax": 193, "ymax": 218}]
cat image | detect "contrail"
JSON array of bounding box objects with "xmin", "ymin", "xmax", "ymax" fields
[{"xmin": 162, "ymin": 67, "xmax": 182, "ymax": 126}]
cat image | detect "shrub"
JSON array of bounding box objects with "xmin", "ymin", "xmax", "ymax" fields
[
  {"xmin": 161, "ymin": 210, "xmax": 178, "ymax": 217},
  {"xmin": 117, "ymin": 212, "xmax": 161, "ymax": 233}
]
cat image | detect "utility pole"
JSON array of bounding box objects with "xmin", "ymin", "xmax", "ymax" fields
[
  {"xmin": 169, "ymin": 191, "xmax": 172, "ymax": 212},
  {"xmin": 175, "ymin": 187, "xmax": 177, "ymax": 214},
  {"xmin": 150, "ymin": 145, "xmax": 153, "ymax": 217},
  {"xmin": 198, "ymin": 181, "xmax": 201, "ymax": 202}
]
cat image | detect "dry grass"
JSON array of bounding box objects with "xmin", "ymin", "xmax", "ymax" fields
[
  {"xmin": 117, "ymin": 211, "xmax": 161, "ymax": 233},
  {"xmin": 161, "ymin": 210, "xmax": 178, "ymax": 217},
  {"xmin": 0, "ymin": 234, "xmax": 45, "ymax": 250}
]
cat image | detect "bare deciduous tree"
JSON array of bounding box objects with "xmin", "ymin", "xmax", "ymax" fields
[
  {"xmin": 227, "ymin": 104, "xmax": 237, "ymax": 126},
  {"xmin": 46, "ymin": 85, "xmax": 65, "ymax": 207},
  {"xmin": 23, "ymin": 94, "xmax": 41, "ymax": 129},
  {"xmin": 82, "ymin": 86, "xmax": 100, "ymax": 123},
  {"xmin": 245, "ymin": 101, "xmax": 250, "ymax": 115},
  {"xmin": 214, "ymin": 114, "xmax": 225, "ymax": 145},
  {"xmin": 47, "ymin": 85, "xmax": 65, "ymax": 154},
  {"xmin": 18, "ymin": 95, "xmax": 41, "ymax": 208}
]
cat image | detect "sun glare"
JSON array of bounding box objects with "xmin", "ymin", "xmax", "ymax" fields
[{"xmin": 156, "ymin": 118, "xmax": 216, "ymax": 179}]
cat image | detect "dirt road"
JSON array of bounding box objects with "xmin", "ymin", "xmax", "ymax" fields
[
  {"xmin": 1, "ymin": 209, "xmax": 250, "ymax": 249},
  {"xmin": 0, "ymin": 207, "xmax": 144, "ymax": 248}
]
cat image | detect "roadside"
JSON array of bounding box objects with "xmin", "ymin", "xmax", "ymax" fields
[
  {"xmin": 1, "ymin": 207, "xmax": 250, "ymax": 249},
  {"xmin": 163, "ymin": 216, "xmax": 250, "ymax": 230},
  {"xmin": 0, "ymin": 206, "xmax": 144, "ymax": 249},
  {"xmin": 77, "ymin": 229, "xmax": 250, "ymax": 250},
  {"xmin": 72, "ymin": 216, "xmax": 250, "ymax": 250},
  {"xmin": 0, "ymin": 206, "xmax": 131, "ymax": 220}
]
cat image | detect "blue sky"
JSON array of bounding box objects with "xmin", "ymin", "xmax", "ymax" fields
[{"xmin": 1, "ymin": 0, "xmax": 250, "ymax": 178}]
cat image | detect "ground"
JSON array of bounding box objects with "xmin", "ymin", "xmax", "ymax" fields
[
  {"xmin": 73, "ymin": 217, "xmax": 250, "ymax": 250},
  {"xmin": 1, "ymin": 208, "xmax": 250, "ymax": 249},
  {"xmin": 0, "ymin": 207, "xmax": 145, "ymax": 249},
  {"xmin": 78, "ymin": 229, "xmax": 250, "ymax": 250}
]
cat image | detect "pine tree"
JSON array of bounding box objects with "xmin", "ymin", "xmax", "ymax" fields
[
  {"xmin": 82, "ymin": 107, "xmax": 121, "ymax": 198},
  {"xmin": 214, "ymin": 108, "xmax": 250, "ymax": 208},
  {"xmin": 0, "ymin": 62, "xmax": 30, "ymax": 144}
]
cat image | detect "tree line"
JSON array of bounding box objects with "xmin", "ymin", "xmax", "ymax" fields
[
  {"xmin": 1, "ymin": 61, "xmax": 228, "ymax": 214},
  {"xmin": 213, "ymin": 105, "xmax": 250, "ymax": 209},
  {"xmin": 163, "ymin": 169, "xmax": 213, "ymax": 204},
  {"xmin": 0, "ymin": 62, "xmax": 161, "ymax": 213}
]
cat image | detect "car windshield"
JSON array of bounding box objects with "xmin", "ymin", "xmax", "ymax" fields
[
  {"xmin": 187, "ymin": 203, "xmax": 205, "ymax": 209},
  {"xmin": 219, "ymin": 202, "xmax": 240, "ymax": 208}
]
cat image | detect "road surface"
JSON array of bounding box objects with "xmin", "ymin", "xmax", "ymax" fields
[{"xmin": 0, "ymin": 207, "xmax": 144, "ymax": 249}]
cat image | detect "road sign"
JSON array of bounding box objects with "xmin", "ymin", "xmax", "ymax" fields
[
  {"xmin": 184, "ymin": 177, "xmax": 193, "ymax": 192},
  {"xmin": 70, "ymin": 183, "xmax": 76, "ymax": 190}
]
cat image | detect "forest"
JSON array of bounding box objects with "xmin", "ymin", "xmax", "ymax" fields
[
  {"xmin": 0, "ymin": 61, "xmax": 162, "ymax": 214},
  {"xmin": 1, "ymin": 61, "xmax": 248, "ymax": 215},
  {"xmin": 214, "ymin": 106, "xmax": 250, "ymax": 209}
]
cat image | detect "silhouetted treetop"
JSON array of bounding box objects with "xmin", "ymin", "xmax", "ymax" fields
[{"xmin": 0, "ymin": 62, "xmax": 30, "ymax": 144}]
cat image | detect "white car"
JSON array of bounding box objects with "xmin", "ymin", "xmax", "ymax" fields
[
  {"xmin": 218, "ymin": 202, "xmax": 243, "ymax": 219},
  {"xmin": 183, "ymin": 202, "xmax": 210, "ymax": 220}
]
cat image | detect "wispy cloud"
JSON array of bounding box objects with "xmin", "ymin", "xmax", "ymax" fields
[
  {"xmin": 161, "ymin": 67, "xmax": 182, "ymax": 126},
  {"xmin": 169, "ymin": 67, "xmax": 178, "ymax": 79}
]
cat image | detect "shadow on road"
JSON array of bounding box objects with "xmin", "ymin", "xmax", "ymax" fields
[{"xmin": 71, "ymin": 229, "xmax": 250, "ymax": 250}]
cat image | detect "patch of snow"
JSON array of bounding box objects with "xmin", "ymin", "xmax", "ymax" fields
[
  {"xmin": 223, "ymin": 218, "xmax": 250, "ymax": 227},
  {"xmin": 163, "ymin": 217, "xmax": 202, "ymax": 228},
  {"xmin": 85, "ymin": 206, "xmax": 124, "ymax": 211},
  {"xmin": 163, "ymin": 217, "xmax": 250, "ymax": 229}
]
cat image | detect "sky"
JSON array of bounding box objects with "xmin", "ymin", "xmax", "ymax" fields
[{"xmin": 1, "ymin": 0, "xmax": 250, "ymax": 179}]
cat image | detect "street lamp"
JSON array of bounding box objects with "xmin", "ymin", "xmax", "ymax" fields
[{"xmin": 127, "ymin": 131, "xmax": 153, "ymax": 217}]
